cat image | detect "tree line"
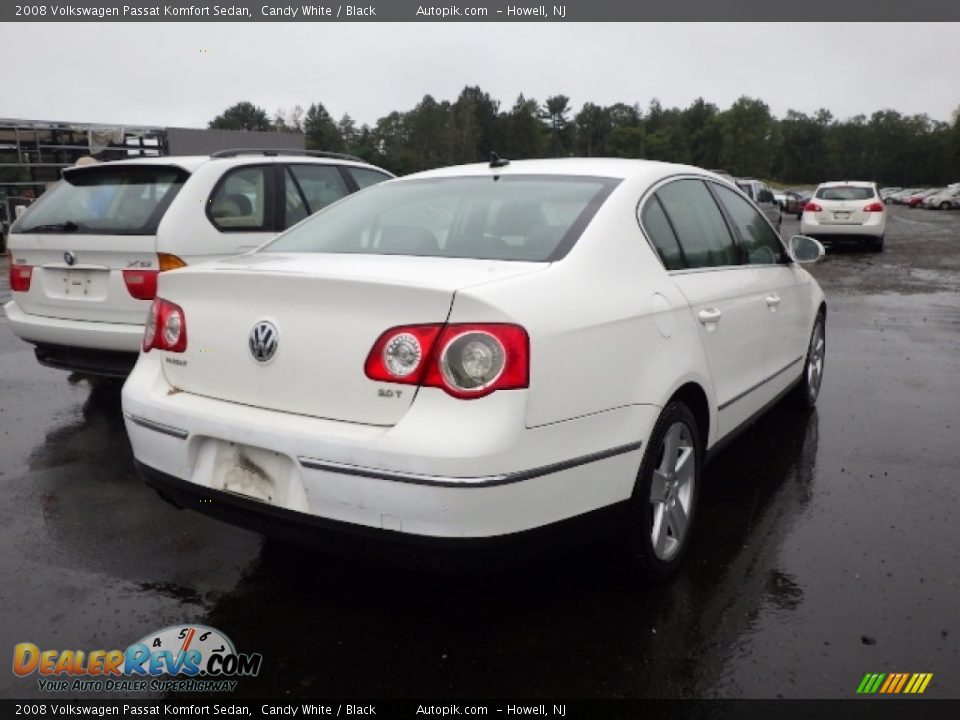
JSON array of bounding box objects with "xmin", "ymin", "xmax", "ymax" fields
[{"xmin": 209, "ymin": 90, "xmax": 960, "ymax": 186}]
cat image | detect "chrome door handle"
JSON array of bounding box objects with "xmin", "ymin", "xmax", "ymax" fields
[
  {"xmin": 697, "ymin": 308, "xmax": 723, "ymax": 324},
  {"xmin": 765, "ymin": 294, "xmax": 782, "ymax": 307}
]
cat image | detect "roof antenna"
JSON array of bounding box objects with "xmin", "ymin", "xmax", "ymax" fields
[{"xmin": 489, "ymin": 151, "xmax": 510, "ymax": 169}]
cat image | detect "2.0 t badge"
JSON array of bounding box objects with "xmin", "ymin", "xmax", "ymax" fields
[{"xmin": 249, "ymin": 320, "xmax": 279, "ymax": 363}]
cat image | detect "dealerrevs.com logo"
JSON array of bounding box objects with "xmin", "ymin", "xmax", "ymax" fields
[{"xmin": 13, "ymin": 625, "xmax": 262, "ymax": 693}]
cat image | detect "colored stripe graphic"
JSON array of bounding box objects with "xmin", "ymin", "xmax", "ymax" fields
[{"xmin": 857, "ymin": 672, "xmax": 933, "ymax": 694}]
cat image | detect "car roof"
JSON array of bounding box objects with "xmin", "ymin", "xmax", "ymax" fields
[
  {"xmin": 60, "ymin": 153, "xmax": 384, "ymax": 175},
  {"xmin": 402, "ymin": 157, "xmax": 718, "ymax": 183}
]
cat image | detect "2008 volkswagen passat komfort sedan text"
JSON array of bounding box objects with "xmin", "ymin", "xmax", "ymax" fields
[{"xmin": 121, "ymin": 158, "xmax": 827, "ymax": 578}]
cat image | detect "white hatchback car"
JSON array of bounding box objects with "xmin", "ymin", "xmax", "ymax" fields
[
  {"xmin": 4, "ymin": 150, "xmax": 392, "ymax": 376},
  {"xmin": 121, "ymin": 158, "xmax": 827, "ymax": 577},
  {"xmin": 800, "ymin": 181, "xmax": 886, "ymax": 251}
]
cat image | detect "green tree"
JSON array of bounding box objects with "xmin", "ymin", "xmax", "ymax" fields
[
  {"xmin": 501, "ymin": 94, "xmax": 547, "ymax": 159},
  {"xmin": 542, "ymin": 95, "xmax": 573, "ymax": 157},
  {"xmin": 209, "ymin": 101, "xmax": 272, "ymax": 131},
  {"xmin": 717, "ymin": 97, "xmax": 775, "ymax": 177},
  {"xmin": 303, "ymin": 103, "xmax": 343, "ymax": 151}
]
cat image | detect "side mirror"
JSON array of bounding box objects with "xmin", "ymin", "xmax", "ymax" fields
[{"xmin": 788, "ymin": 235, "xmax": 825, "ymax": 264}]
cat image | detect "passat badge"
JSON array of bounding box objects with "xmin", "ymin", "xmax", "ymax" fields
[
  {"xmin": 249, "ymin": 320, "xmax": 279, "ymax": 363},
  {"xmin": 64, "ymin": 251, "xmax": 76, "ymax": 266}
]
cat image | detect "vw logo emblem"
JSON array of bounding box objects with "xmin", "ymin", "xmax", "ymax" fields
[
  {"xmin": 248, "ymin": 320, "xmax": 279, "ymax": 363},
  {"xmin": 64, "ymin": 251, "xmax": 76, "ymax": 266}
]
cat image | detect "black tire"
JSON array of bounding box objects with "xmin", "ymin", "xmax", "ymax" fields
[
  {"xmin": 790, "ymin": 311, "xmax": 826, "ymax": 410},
  {"xmin": 867, "ymin": 235, "xmax": 884, "ymax": 252},
  {"xmin": 941, "ymin": 202, "xmax": 951, "ymax": 211},
  {"xmin": 619, "ymin": 401, "xmax": 702, "ymax": 581}
]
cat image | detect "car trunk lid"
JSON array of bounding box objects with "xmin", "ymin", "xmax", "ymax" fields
[{"xmin": 157, "ymin": 253, "xmax": 545, "ymax": 426}]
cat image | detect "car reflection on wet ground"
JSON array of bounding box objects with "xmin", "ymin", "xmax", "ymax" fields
[{"xmin": 0, "ymin": 204, "xmax": 957, "ymax": 699}]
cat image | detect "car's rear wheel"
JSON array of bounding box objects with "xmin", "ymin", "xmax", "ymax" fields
[
  {"xmin": 941, "ymin": 202, "xmax": 951, "ymax": 211},
  {"xmin": 790, "ymin": 311, "xmax": 825, "ymax": 410},
  {"xmin": 866, "ymin": 235, "xmax": 884, "ymax": 252},
  {"xmin": 621, "ymin": 401, "xmax": 701, "ymax": 580}
]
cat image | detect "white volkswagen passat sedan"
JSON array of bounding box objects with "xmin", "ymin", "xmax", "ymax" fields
[
  {"xmin": 122, "ymin": 158, "xmax": 827, "ymax": 578},
  {"xmin": 800, "ymin": 181, "xmax": 886, "ymax": 251}
]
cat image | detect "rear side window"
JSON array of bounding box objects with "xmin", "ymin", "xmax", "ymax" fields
[
  {"xmin": 713, "ymin": 183, "xmax": 785, "ymax": 265},
  {"xmin": 13, "ymin": 165, "xmax": 187, "ymax": 235},
  {"xmin": 816, "ymin": 186, "xmax": 875, "ymax": 201},
  {"xmin": 265, "ymin": 175, "xmax": 619, "ymax": 262},
  {"xmin": 208, "ymin": 166, "xmax": 270, "ymax": 231},
  {"xmin": 288, "ymin": 164, "xmax": 350, "ymax": 213},
  {"xmin": 656, "ymin": 179, "xmax": 739, "ymax": 268},
  {"xmin": 347, "ymin": 167, "xmax": 392, "ymax": 190},
  {"xmin": 640, "ymin": 197, "xmax": 685, "ymax": 270}
]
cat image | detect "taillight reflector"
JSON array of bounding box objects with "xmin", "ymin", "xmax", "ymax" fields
[{"xmin": 804, "ymin": 202, "xmax": 822, "ymax": 212}]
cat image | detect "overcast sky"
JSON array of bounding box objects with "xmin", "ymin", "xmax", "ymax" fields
[{"xmin": 3, "ymin": 23, "xmax": 959, "ymax": 129}]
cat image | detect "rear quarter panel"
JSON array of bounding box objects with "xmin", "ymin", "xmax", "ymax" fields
[{"xmin": 449, "ymin": 178, "xmax": 714, "ymax": 433}]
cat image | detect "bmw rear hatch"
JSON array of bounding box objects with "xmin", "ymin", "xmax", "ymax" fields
[{"xmin": 8, "ymin": 163, "xmax": 189, "ymax": 324}]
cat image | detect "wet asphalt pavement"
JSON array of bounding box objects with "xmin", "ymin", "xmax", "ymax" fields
[{"xmin": 1, "ymin": 204, "xmax": 958, "ymax": 700}]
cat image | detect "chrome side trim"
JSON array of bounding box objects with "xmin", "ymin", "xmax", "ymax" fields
[
  {"xmin": 125, "ymin": 413, "xmax": 189, "ymax": 440},
  {"xmin": 718, "ymin": 356, "xmax": 804, "ymax": 411},
  {"xmin": 298, "ymin": 441, "xmax": 644, "ymax": 489}
]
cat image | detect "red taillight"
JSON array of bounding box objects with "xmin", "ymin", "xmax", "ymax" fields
[
  {"xmin": 143, "ymin": 298, "xmax": 187, "ymax": 353},
  {"xmin": 123, "ymin": 269, "xmax": 159, "ymax": 300},
  {"xmin": 804, "ymin": 202, "xmax": 822, "ymax": 212},
  {"xmin": 9, "ymin": 263, "xmax": 33, "ymax": 292},
  {"xmin": 863, "ymin": 202, "xmax": 884, "ymax": 212},
  {"xmin": 123, "ymin": 254, "xmax": 187, "ymax": 300},
  {"xmin": 365, "ymin": 323, "xmax": 529, "ymax": 399}
]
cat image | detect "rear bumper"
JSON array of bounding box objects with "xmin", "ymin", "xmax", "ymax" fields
[
  {"xmin": 4, "ymin": 299, "xmax": 144, "ymax": 352},
  {"xmin": 136, "ymin": 460, "xmax": 629, "ymax": 559},
  {"xmin": 122, "ymin": 352, "xmax": 655, "ymax": 539}
]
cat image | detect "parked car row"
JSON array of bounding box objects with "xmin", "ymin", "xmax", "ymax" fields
[
  {"xmin": 5, "ymin": 153, "xmax": 828, "ymax": 579},
  {"xmin": 881, "ymin": 184, "xmax": 960, "ymax": 209}
]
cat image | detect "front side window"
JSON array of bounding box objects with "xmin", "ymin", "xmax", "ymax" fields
[
  {"xmin": 656, "ymin": 179, "xmax": 739, "ymax": 269},
  {"xmin": 264, "ymin": 175, "xmax": 618, "ymax": 262},
  {"xmin": 713, "ymin": 183, "xmax": 785, "ymax": 265},
  {"xmin": 208, "ymin": 166, "xmax": 269, "ymax": 231},
  {"xmin": 13, "ymin": 165, "xmax": 187, "ymax": 235}
]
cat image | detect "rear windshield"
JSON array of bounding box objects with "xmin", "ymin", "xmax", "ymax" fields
[
  {"xmin": 816, "ymin": 186, "xmax": 875, "ymax": 201},
  {"xmin": 263, "ymin": 175, "xmax": 619, "ymax": 262},
  {"xmin": 13, "ymin": 165, "xmax": 189, "ymax": 235}
]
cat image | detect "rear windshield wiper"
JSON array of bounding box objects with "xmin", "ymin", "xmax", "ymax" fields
[{"xmin": 26, "ymin": 221, "xmax": 81, "ymax": 232}]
